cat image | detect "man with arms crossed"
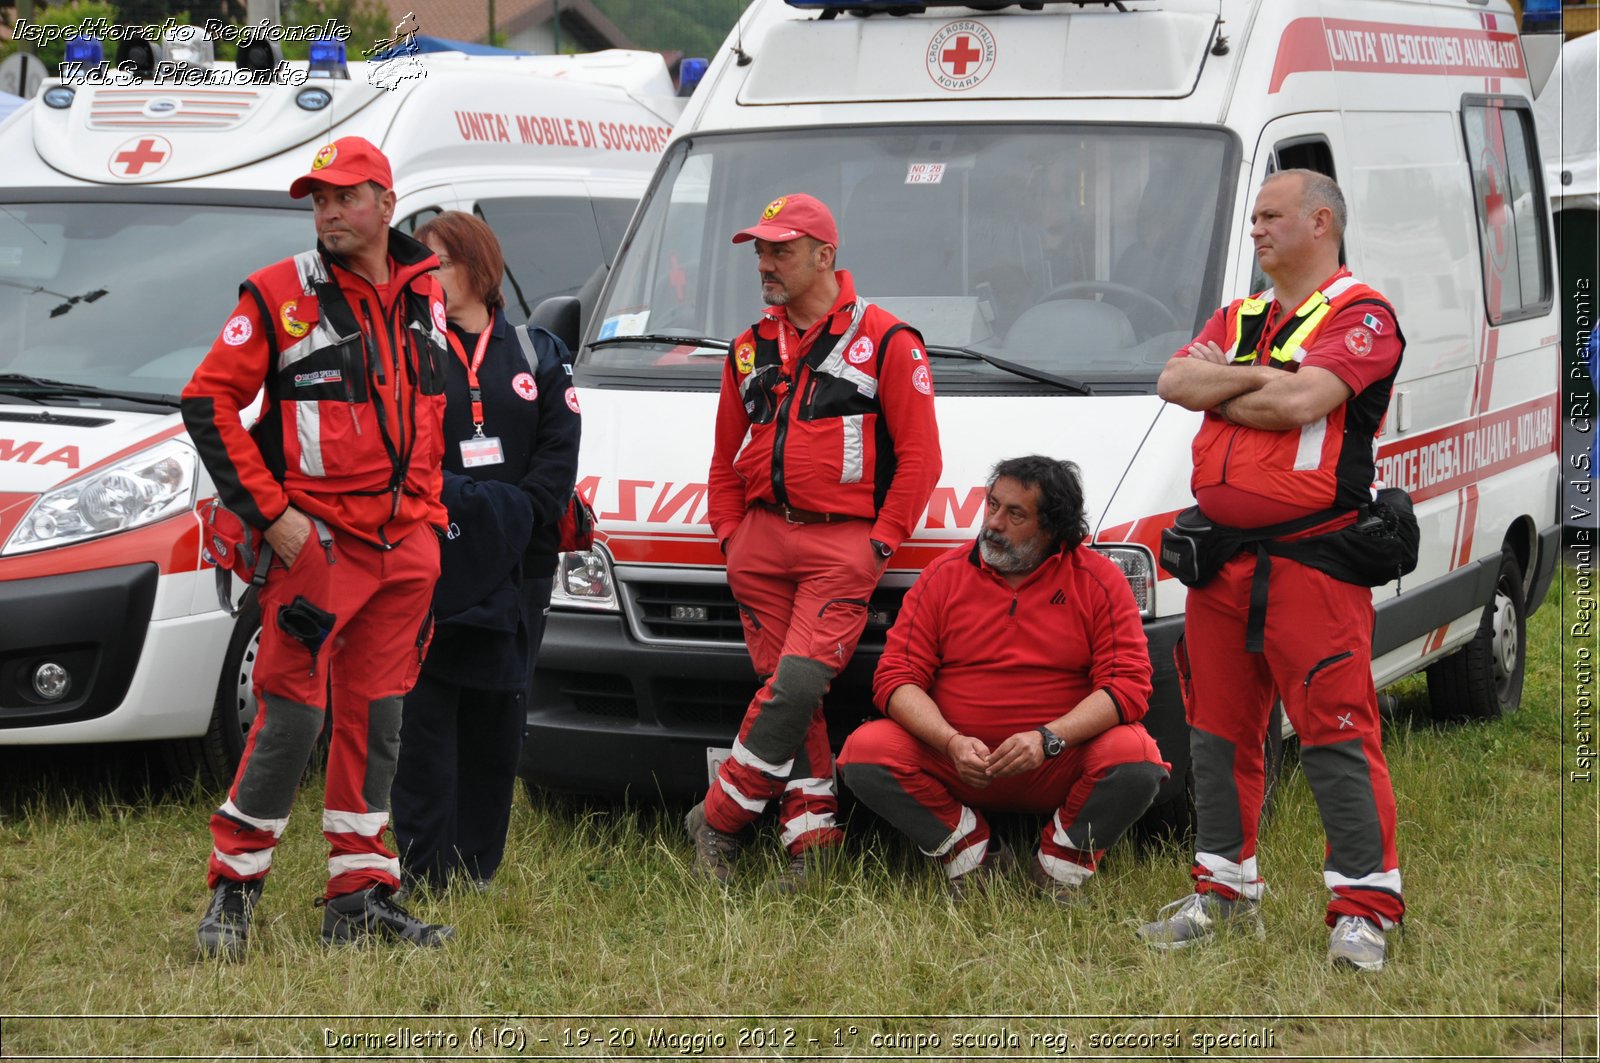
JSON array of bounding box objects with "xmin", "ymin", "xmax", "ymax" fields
[{"xmin": 1138, "ymin": 169, "xmax": 1405, "ymax": 971}]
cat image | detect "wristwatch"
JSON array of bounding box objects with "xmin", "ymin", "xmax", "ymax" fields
[
  {"xmin": 1036, "ymin": 725, "xmax": 1064, "ymax": 759},
  {"xmin": 870, "ymin": 538, "xmax": 893, "ymax": 560}
]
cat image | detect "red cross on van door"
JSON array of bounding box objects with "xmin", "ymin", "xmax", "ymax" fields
[
  {"xmin": 109, "ymin": 136, "xmax": 172, "ymax": 178},
  {"xmin": 942, "ymin": 35, "xmax": 981, "ymax": 76}
]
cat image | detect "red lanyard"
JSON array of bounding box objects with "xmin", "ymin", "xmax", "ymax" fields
[{"xmin": 446, "ymin": 326, "xmax": 493, "ymax": 436}]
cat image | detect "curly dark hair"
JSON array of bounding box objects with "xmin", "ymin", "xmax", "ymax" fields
[{"xmin": 989, "ymin": 455, "xmax": 1089, "ymax": 551}]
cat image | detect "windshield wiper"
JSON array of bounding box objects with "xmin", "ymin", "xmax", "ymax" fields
[
  {"xmin": 0, "ymin": 373, "xmax": 182, "ymax": 408},
  {"xmin": 922, "ymin": 345, "xmax": 1092, "ymax": 395},
  {"xmin": 586, "ymin": 333, "xmax": 730, "ymax": 353}
]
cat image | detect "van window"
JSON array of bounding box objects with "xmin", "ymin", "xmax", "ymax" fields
[
  {"xmin": 0, "ymin": 199, "xmax": 308, "ymax": 402},
  {"xmin": 397, "ymin": 207, "xmax": 443, "ymax": 235},
  {"xmin": 1461, "ymin": 97, "xmax": 1552, "ymax": 324},
  {"xmin": 471, "ymin": 196, "xmax": 638, "ymax": 317},
  {"xmin": 1251, "ymin": 137, "xmax": 1339, "ymax": 292},
  {"xmin": 590, "ymin": 125, "xmax": 1238, "ymax": 393}
]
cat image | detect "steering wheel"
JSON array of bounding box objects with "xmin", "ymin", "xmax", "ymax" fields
[{"xmin": 1036, "ymin": 280, "xmax": 1182, "ymax": 335}]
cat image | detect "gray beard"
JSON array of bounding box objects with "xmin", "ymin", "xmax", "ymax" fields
[{"xmin": 979, "ymin": 530, "xmax": 1048, "ymax": 574}]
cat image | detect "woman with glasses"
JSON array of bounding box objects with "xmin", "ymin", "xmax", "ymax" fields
[{"xmin": 390, "ymin": 210, "xmax": 581, "ymax": 894}]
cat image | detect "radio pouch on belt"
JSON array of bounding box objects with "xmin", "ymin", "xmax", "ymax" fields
[
  {"xmin": 1161, "ymin": 490, "xmax": 1421, "ymax": 653},
  {"xmin": 201, "ymin": 498, "xmax": 272, "ymax": 617}
]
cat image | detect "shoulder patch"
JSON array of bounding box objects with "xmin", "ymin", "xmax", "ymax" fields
[
  {"xmin": 222, "ymin": 315, "xmax": 253, "ymax": 346},
  {"xmin": 912, "ymin": 363, "xmax": 932, "ymax": 396},
  {"xmin": 1344, "ymin": 327, "xmax": 1374, "ymax": 357},
  {"xmin": 735, "ymin": 342, "xmax": 756, "ymax": 375}
]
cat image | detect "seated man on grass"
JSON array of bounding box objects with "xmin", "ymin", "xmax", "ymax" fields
[{"xmin": 838, "ymin": 456, "xmax": 1168, "ymax": 900}]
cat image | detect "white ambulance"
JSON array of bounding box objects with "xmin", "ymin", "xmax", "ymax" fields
[
  {"xmin": 525, "ymin": 0, "xmax": 1562, "ymax": 827},
  {"xmin": 0, "ymin": 31, "xmax": 683, "ymax": 784}
]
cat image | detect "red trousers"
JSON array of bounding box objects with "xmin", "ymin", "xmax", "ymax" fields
[
  {"xmin": 1181, "ymin": 550, "xmax": 1403, "ymax": 928},
  {"xmin": 839, "ymin": 717, "xmax": 1167, "ymax": 883},
  {"xmin": 207, "ymin": 527, "xmax": 439, "ymax": 897},
  {"xmin": 702, "ymin": 507, "xmax": 884, "ymax": 853}
]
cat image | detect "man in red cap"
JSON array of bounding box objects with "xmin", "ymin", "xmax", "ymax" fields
[
  {"xmin": 686, "ymin": 193, "xmax": 942, "ymax": 889},
  {"xmin": 183, "ymin": 136, "xmax": 453, "ymax": 957}
]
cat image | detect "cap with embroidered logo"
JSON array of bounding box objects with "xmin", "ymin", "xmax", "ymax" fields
[
  {"xmin": 731, "ymin": 193, "xmax": 840, "ymax": 247},
  {"xmin": 289, "ymin": 136, "xmax": 394, "ymax": 199}
]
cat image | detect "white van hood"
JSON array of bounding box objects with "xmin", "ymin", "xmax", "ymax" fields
[
  {"xmin": 575, "ymin": 386, "xmax": 1172, "ymax": 565},
  {"xmin": 0, "ymin": 404, "xmax": 184, "ymax": 493}
]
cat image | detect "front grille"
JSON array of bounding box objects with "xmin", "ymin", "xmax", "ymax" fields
[
  {"xmin": 623, "ymin": 577, "xmax": 909, "ymax": 648},
  {"xmin": 560, "ymin": 673, "xmax": 636, "ymax": 719},
  {"xmin": 659, "ymin": 678, "xmax": 756, "ymax": 727},
  {"xmin": 630, "ymin": 581, "xmax": 744, "ymax": 642}
]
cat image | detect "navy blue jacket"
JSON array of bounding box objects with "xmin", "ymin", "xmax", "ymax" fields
[
  {"xmin": 424, "ymin": 309, "xmax": 581, "ymax": 689},
  {"xmin": 440, "ymin": 310, "xmax": 581, "ymax": 578}
]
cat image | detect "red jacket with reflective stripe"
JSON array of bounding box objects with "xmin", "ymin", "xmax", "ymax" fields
[
  {"xmin": 1188, "ymin": 272, "xmax": 1402, "ymax": 518},
  {"xmin": 182, "ymin": 232, "xmax": 448, "ymax": 546},
  {"xmin": 872, "ymin": 541, "xmax": 1153, "ymax": 742},
  {"xmin": 708, "ymin": 270, "xmax": 942, "ymax": 550}
]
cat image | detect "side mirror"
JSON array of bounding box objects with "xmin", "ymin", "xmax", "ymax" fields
[{"xmin": 529, "ymin": 296, "xmax": 581, "ymax": 355}]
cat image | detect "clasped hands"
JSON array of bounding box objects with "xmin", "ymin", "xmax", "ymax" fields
[{"xmin": 944, "ymin": 730, "xmax": 1050, "ymax": 788}]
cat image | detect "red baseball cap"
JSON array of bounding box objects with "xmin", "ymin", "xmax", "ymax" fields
[
  {"xmin": 731, "ymin": 193, "xmax": 839, "ymax": 247},
  {"xmin": 289, "ymin": 136, "xmax": 394, "ymax": 199}
]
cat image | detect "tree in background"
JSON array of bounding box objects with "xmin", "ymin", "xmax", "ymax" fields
[
  {"xmin": 282, "ymin": 0, "xmax": 392, "ymax": 60},
  {"xmin": 591, "ymin": 0, "xmax": 738, "ymax": 60},
  {"xmin": 1, "ymin": 0, "xmax": 391, "ymax": 66},
  {"xmin": 2, "ymin": 1, "xmax": 117, "ymax": 68}
]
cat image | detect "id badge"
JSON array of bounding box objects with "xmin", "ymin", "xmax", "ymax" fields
[{"xmin": 459, "ymin": 435, "xmax": 505, "ymax": 468}]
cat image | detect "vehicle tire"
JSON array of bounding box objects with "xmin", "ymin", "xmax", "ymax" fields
[
  {"xmin": 1425, "ymin": 548, "xmax": 1526, "ymax": 721},
  {"xmin": 164, "ymin": 595, "xmax": 260, "ymax": 790}
]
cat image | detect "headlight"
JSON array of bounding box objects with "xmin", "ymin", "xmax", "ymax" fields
[
  {"xmin": 1091, "ymin": 544, "xmax": 1156, "ymax": 619},
  {"xmin": 3, "ymin": 439, "xmax": 197, "ymax": 555},
  {"xmin": 550, "ymin": 547, "xmax": 619, "ymax": 611}
]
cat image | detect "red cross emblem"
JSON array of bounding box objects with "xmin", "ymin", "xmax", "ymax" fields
[
  {"xmin": 109, "ymin": 136, "xmax": 172, "ymax": 178},
  {"xmin": 1481, "ymin": 151, "xmax": 1511, "ymax": 271},
  {"xmin": 927, "ymin": 21, "xmax": 996, "ymax": 93},
  {"xmin": 942, "ymin": 36, "xmax": 981, "ymax": 76},
  {"xmin": 512, "ymin": 372, "xmax": 538, "ymax": 401},
  {"xmin": 222, "ymin": 315, "xmax": 253, "ymax": 346}
]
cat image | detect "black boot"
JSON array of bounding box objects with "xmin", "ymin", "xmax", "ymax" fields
[
  {"xmin": 197, "ymin": 877, "xmax": 263, "ymax": 960},
  {"xmin": 318, "ymin": 884, "xmax": 453, "ymax": 947}
]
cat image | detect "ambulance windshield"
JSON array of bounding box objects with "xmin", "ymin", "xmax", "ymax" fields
[
  {"xmin": 588, "ymin": 124, "xmax": 1235, "ymax": 391},
  {"xmin": 0, "ymin": 200, "xmax": 309, "ymax": 405}
]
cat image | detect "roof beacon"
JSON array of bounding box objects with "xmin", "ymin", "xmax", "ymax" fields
[{"xmin": 307, "ymin": 37, "xmax": 351, "ymax": 80}]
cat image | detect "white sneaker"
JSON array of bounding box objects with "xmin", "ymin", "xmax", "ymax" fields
[
  {"xmin": 1137, "ymin": 891, "xmax": 1264, "ymax": 950},
  {"xmin": 1329, "ymin": 915, "xmax": 1386, "ymax": 972}
]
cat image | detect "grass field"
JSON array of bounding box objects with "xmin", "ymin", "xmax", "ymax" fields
[{"xmin": 0, "ymin": 568, "xmax": 1594, "ymax": 1061}]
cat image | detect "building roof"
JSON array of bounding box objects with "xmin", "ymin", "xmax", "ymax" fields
[{"xmin": 379, "ymin": 0, "xmax": 635, "ymax": 52}]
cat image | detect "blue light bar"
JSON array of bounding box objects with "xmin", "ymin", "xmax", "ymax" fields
[
  {"xmin": 1521, "ymin": 0, "xmax": 1561, "ymax": 34},
  {"xmin": 63, "ymin": 37, "xmax": 105, "ymax": 68},
  {"xmin": 308, "ymin": 37, "xmax": 350, "ymax": 80},
  {"xmin": 678, "ymin": 56, "xmax": 708, "ymax": 97}
]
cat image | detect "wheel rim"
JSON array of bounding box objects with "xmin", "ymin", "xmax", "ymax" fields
[
  {"xmin": 1491, "ymin": 584, "xmax": 1519, "ymax": 694},
  {"xmin": 233, "ymin": 627, "xmax": 261, "ymax": 739}
]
